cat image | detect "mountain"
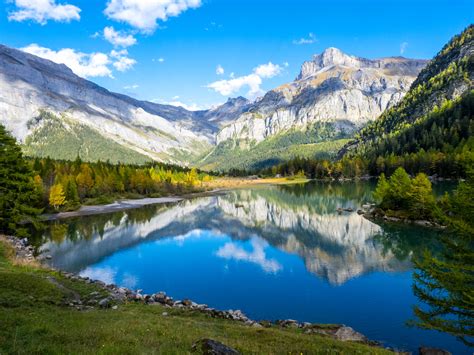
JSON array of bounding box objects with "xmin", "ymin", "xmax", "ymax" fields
[
  {"xmin": 0, "ymin": 44, "xmax": 215, "ymax": 164},
  {"xmin": 200, "ymin": 48, "xmax": 427, "ymax": 170},
  {"xmin": 342, "ymin": 25, "xmax": 474, "ymax": 170},
  {"xmin": 0, "ymin": 43, "xmax": 428, "ymax": 169},
  {"xmin": 200, "ymin": 96, "xmax": 251, "ymax": 128}
]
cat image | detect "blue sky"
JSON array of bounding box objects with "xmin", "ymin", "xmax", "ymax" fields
[{"xmin": 0, "ymin": 0, "xmax": 472, "ymax": 110}]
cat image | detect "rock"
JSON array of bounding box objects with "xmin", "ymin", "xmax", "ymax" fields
[
  {"xmin": 98, "ymin": 298, "xmax": 110, "ymax": 308},
  {"xmin": 334, "ymin": 326, "xmax": 367, "ymax": 342},
  {"xmin": 153, "ymin": 292, "xmax": 166, "ymax": 303},
  {"xmin": 415, "ymin": 220, "xmax": 432, "ymax": 227},
  {"xmin": 162, "ymin": 312, "xmax": 168, "ymax": 317},
  {"xmin": 276, "ymin": 319, "xmax": 299, "ymax": 328},
  {"xmin": 112, "ymin": 305, "xmax": 118, "ymax": 310},
  {"xmin": 215, "ymin": 48, "xmax": 427, "ymax": 150},
  {"xmin": 117, "ymin": 287, "xmax": 128, "ymax": 295},
  {"xmin": 182, "ymin": 299, "xmax": 192, "ymax": 307},
  {"xmin": 258, "ymin": 320, "xmax": 273, "ymax": 328},
  {"xmin": 191, "ymin": 338, "xmax": 240, "ymax": 354},
  {"xmin": 419, "ymin": 347, "xmax": 452, "ymax": 355},
  {"xmin": 0, "ymin": 44, "xmax": 212, "ymax": 165}
]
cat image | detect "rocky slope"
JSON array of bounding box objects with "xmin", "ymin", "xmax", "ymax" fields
[
  {"xmin": 0, "ymin": 44, "xmax": 214, "ymax": 164},
  {"xmin": 0, "ymin": 43, "xmax": 428, "ymax": 168},
  {"xmin": 343, "ymin": 25, "xmax": 473, "ymax": 159},
  {"xmin": 215, "ymin": 48, "xmax": 427, "ymax": 145}
]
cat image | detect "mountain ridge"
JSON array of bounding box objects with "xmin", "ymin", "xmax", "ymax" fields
[
  {"xmin": 0, "ymin": 44, "xmax": 215, "ymax": 164},
  {"xmin": 0, "ymin": 43, "xmax": 428, "ymax": 169},
  {"xmin": 342, "ymin": 25, "xmax": 474, "ymax": 162},
  {"xmin": 201, "ymin": 48, "xmax": 427, "ymax": 170}
]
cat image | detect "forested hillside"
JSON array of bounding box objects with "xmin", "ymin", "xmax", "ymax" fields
[{"xmin": 342, "ymin": 25, "xmax": 474, "ymax": 177}]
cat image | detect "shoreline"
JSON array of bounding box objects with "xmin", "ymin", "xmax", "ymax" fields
[
  {"xmin": 41, "ymin": 189, "xmax": 229, "ymax": 221},
  {"xmin": 40, "ymin": 178, "xmax": 310, "ymax": 221},
  {"xmin": 1, "ymin": 235, "xmax": 383, "ymax": 350}
]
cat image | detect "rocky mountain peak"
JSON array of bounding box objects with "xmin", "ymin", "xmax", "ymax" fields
[
  {"xmin": 297, "ymin": 47, "xmax": 359, "ymax": 79},
  {"xmin": 317, "ymin": 47, "xmax": 355, "ymax": 67},
  {"xmin": 297, "ymin": 48, "xmax": 427, "ymax": 80},
  {"xmin": 226, "ymin": 96, "xmax": 249, "ymax": 106}
]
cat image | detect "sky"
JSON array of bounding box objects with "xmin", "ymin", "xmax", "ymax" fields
[{"xmin": 0, "ymin": 0, "xmax": 472, "ymax": 110}]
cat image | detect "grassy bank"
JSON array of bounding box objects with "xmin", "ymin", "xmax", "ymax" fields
[
  {"xmin": 203, "ymin": 177, "xmax": 310, "ymax": 189},
  {"xmin": 0, "ymin": 239, "xmax": 389, "ymax": 354}
]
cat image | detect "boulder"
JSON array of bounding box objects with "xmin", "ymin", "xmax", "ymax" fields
[
  {"xmin": 98, "ymin": 298, "xmax": 110, "ymax": 308},
  {"xmin": 419, "ymin": 347, "xmax": 452, "ymax": 355},
  {"xmin": 191, "ymin": 338, "xmax": 240, "ymax": 354},
  {"xmin": 334, "ymin": 326, "xmax": 367, "ymax": 342}
]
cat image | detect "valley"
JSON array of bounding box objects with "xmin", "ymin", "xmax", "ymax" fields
[
  {"xmin": 1, "ymin": 44, "xmax": 427, "ymax": 169},
  {"xmin": 0, "ymin": 2, "xmax": 472, "ymax": 353}
]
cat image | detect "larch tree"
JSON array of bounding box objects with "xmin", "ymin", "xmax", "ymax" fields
[{"xmin": 49, "ymin": 184, "xmax": 66, "ymax": 210}]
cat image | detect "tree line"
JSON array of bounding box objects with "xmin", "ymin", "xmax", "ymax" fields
[
  {"xmin": 31, "ymin": 156, "xmax": 212, "ymax": 212},
  {"xmin": 370, "ymin": 166, "xmax": 474, "ymax": 346},
  {"xmin": 0, "ymin": 123, "xmax": 212, "ymax": 237}
]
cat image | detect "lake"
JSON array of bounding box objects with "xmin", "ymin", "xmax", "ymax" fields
[{"xmin": 32, "ymin": 181, "xmax": 470, "ymax": 354}]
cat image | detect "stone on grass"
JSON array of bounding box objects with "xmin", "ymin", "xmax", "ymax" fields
[
  {"xmin": 334, "ymin": 326, "xmax": 367, "ymax": 342},
  {"xmin": 419, "ymin": 347, "xmax": 451, "ymax": 355},
  {"xmin": 191, "ymin": 338, "xmax": 240, "ymax": 354}
]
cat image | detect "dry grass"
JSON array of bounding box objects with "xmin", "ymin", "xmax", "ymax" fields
[{"xmin": 203, "ymin": 177, "xmax": 310, "ymax": 189}]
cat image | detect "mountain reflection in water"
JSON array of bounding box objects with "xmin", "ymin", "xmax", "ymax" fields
[{"xmin": 36, "ymin": 182, "xmax": 423, "ymax": 285}]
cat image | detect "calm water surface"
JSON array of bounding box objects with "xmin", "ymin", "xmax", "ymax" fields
[{"xmin": 33, "ymin": 181, "xmax": 470, "ymax": 354}]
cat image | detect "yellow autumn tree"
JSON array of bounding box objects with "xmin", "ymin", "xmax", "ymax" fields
[
  {"xmin": 185, "ymin": 168, "xmax": 199, "ymax": 186},
  {"xmin": 49, "ymin": 183, "xmax": 66, "ymax": 210}
]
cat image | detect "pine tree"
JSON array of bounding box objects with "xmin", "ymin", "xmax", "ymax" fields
[
  {"xmin": 373, "ymin": 173, "xmax": 389, "ymax": 205},
  {"xmin": 409, "ymin": 173, "xmax": 436, "ymax": 219},
  {"xmin": 412, "ymin": 166, "xmax": 474, "ymax": 346},
  {"xmin": 65, "ymin": 178, "xmax": 80, "ymax": 205},
  {"xmin": 0, "ymin": 123, "xmax": 41, "ymax": 237}
]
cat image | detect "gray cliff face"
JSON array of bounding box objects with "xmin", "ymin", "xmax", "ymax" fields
[
  {"xmin": 216, "ymin": 48, "xmax": 428, "ymax": 144},
  {"xmin": 0, "ymin": 44, "xmax": 213, "ymax": 163},
  {"xmin": 0, "ymin": 44, "xmax": 427, "ymax": 165}
]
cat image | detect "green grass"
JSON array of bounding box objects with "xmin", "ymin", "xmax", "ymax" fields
[
  {"xmin": 0, "ymin": 240, "xmax": 390, "ymax": 354},
  {"xmin": 199, "ymin": 138, "xmax": 350, "ymax": 171},
  {"xmin": 197, "ymin": 121, "xmax": 353, "ymax": 171}
]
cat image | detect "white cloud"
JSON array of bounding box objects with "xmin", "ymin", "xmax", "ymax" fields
[
  {"xmin": 166, "ymin": 101, "xmax": 205, "ymax": 111},
  {"xmin": 253, "ymin": 62, "xmax": 282, "ymax": 78},
  {"xmin": 207, "ymin": 62, "xmax": 283, "ymax": 98},
  {"xmin": 216, "ymin": 237, "xmax": 282, "ymax": 274},
  {"xmin": 153, "ymin": 98, "xmax": 216, "ymax": 111},
  {"xmin": 8, "ymin": 0, "xmax": 81, "ymax": 24},
  {"xmin": 104, "ymin": 26, "xmax": 137, "ymax": 48},
  {"xmin": 104, "ymin": 0, "xmax": 202, "ymax": 33},
  {"xmin": 153, "ymin": 57, "xmax": 165, "ymax": 63},
  {"xmin": 21, "ymin": 44, "xmax": 112, "ymax": 78},
  {"xmin": 21, "ymin": 44, "xmax": 136, "ymax": 78},
  {"xmin": 111, "ymin": 49, "xmax": 137, "ymax": 72},
  {"xmin": 124, "ymin": 84, "xmax": 139, "ymax": 89},
  {"xmin": 400, "ymin": 42, "xmax": 408, "ymax": 55},
  {"xmin": 293, "ymin": 32, "xmax": 317, "ymax": 45},
  {"xmin": 216, "ymin": 64, "xmax": 224, "ymax": 75},
  {"xmin": 207, "ymin": 74, "xmax": 262, "ymax": 97}
]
